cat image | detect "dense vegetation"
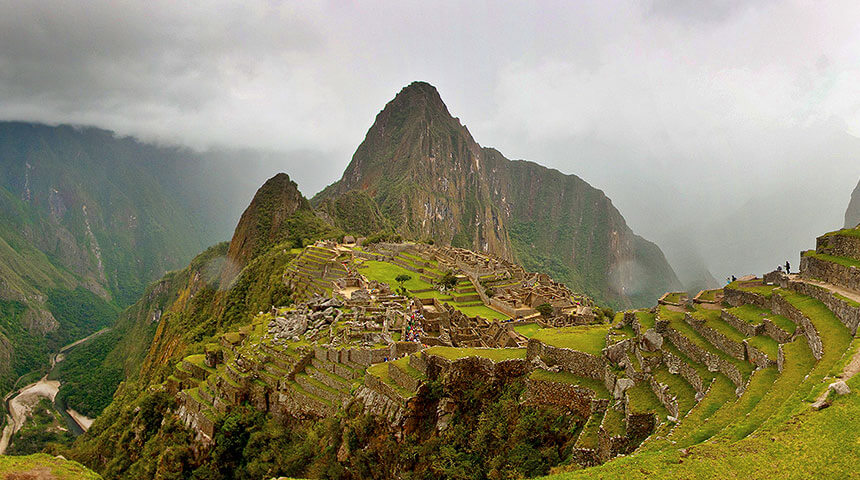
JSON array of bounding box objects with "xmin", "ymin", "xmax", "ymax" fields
[
  {"xmin": 7, "ymin": 398, "xmax": 74, "ymax": 455},
  {"xmin": 69, "ymin": 377, "xmax": 582, "ymax": 480},
  {"xmin": 52, "ymin": 330, "xmax": 124, "ymax": 417}
]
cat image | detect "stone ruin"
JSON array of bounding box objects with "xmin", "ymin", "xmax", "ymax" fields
[{"xmin": 268, "ymin": 295, "xmax": 345, "ymax": 344}]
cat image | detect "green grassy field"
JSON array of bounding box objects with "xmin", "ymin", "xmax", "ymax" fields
[
  {"xmin": 514, "ymin": 323, "xmax": 541, "ymax": 338},
  {"xmin": 0, "ymin": 454, "xmax": 102, "ymax": 479},
  {"xmin": 531, "ymin": 325, "xmax": 609, "ymax": 355}
]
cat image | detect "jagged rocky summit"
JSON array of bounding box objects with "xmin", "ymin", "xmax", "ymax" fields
[
  {"xmin": 313, "ymin": 81, "xmax": 680, "ymax": 308},
  {"xmin": 845, "ymin": 178, "xmax": 860, "ymax": 228}
]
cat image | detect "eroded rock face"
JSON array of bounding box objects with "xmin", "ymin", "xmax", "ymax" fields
[
  {"xmin": 845, "ymin": 179, "xmax": 860, "ymax": 228},
  {"xmin": 642, "ymin": 329, "xmax": 663, "ymax": 351}
]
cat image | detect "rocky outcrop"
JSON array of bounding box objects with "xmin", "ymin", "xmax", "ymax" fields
[{"xmin": 222, "ymin": 173, "xmax": 319, "ymax": 285}]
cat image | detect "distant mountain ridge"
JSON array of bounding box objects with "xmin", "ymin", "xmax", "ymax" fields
[
  {"xmin": 846, "ymin": 179, "xmax": 860, "ymax": 228},
  {"xmin": 314, "ymin": 81, "xmax": 680, "ymax": 307},
  {"xmin": 0, "ymin": 122, "xmax": 248, "ymax": 407}
]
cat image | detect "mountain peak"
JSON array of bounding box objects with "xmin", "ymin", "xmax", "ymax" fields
[
  {"xmin": 221, "ymin": 172, "xmax": 310, "ymax": 284},
  {"xmin": 383, "ymin": 80, "xmax": 453, "ymax": 121}
]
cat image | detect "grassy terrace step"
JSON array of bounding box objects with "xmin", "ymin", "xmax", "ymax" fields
[
  {"xmin": 307, "ymin": 366, "xmax": 352, "ymax": 391},
  {"xmin": 652, "ymin": 367, "xmax": 697, "ymax": 417},
  {"xmin": 575, "ymin": 410, "xmax": 606, "ymax": 450},
  {"xmin": 804, "ymin": 251, "xmax": 860, "ymax": 269},
  {"xmin": 366, "ymin": 362, "xmax": 413, "ymax": 398},
  {"xmin": 746, "ymin": 335, "xmax": 779, "ymax": 360},
  {"xmin": 513, "ymin": 323, "xmax": 541, "ymax": 338},
  {"xmin": 530, "ymin": 325, "xmax": 609, "ymax": 356},
  {"xmin": 285, "ymin": 379, "xmax": 333, "ymax": 407},
  {"xmin": 645, "ymin": 374, "xmax": 734, "ymax": 451},
  {"xmin": 671, "ymin": 365, "xmax": 778, "ymax": 447},
  {"xmin": 762, "ymin": 290, "xmax": 854, "ymax": 420},
  {"xmin": 296, "ymin": 372, "xmax": 343, "ymax": 402},
  {"xmin": 697, "ymin": 289, "xmax": 721, "ymax": 302},
  {"xmin": 602, "ymin": 408, "xmax": 626, "ymax": 438},
  {"xmin": 691, "ymin": 307, "xmax": 745, "ymax": 344},
  {"xmin": 662, "ymin": 342, "xmax": 715, "ymax": 383},
  {"xmin": 390, "ymin": 356, "xmax": 426, "ymax": 381},
  {"xmin": 635, "ymin": 311, "xmax": 656, "ymax": 331},
  {"xmin": 626, "ymin": 382, "xmax": 667, "ymax": 417},
  {"xmin": 529, "ymin": 369, "xmax": 610, "ymax": 399},
  {"xmin": 716, "ymin": 338, "xmax": 816, "ymax": 442},
  {"xmin": 660, "ymin": 306, "xmax": 754, "ymax": 380},
  {"xmin": 423, "ymin": 346, "xmax": 526, "ymax": 362},
  {"xmin": 728, "ymin": 304, "xmax": 797, "ymax": 334}
]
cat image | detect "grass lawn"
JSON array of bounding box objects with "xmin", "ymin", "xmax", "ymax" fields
[
  {"xmin": 698, "ymin": 289, "xmax": 721, "ymax": 302},
  {"xmin": 531, "ymin": 324, "xmax": 609, "ymax": 356},
  {"xmin": 602, "ymin": 408, "xmax": 626, "ymax": 438},
  {"xmin": 358, "ymin": 260, "xmax": 435, "ymax": 291},
  {"xmin": 424, "ymin": 346, "xmax": 526, "ymax": 362},
  {"xmin": 729, "ymin": 281, "xmax": 779, "ymax": 298},
  {"xmin": 529, "ymin": 369, "xmax": 610, "ymax": 399},
  {"xmin": 575, "ymin": 411, "xmax": 605, "ymax": 449},
  {"xmin": 0, "ymin": 454, "xmax": 102, "ymax": 479},
  {"xmin": 664, "ymin": 292, "xmax": 684, "ymax": 303},
  {"xmin": 636, "ymin": 310, "xmax": 657, "ymax": 330},
  {"xmin": 652, "ymin": 367, "xmax": 697, "ymax": 416},
  {"xmin": 366, "ymin": 362, "xmax": 413, "ymax": 398},
  {"xmin": 543, "ymin": 366, "xmax": 860, "ymax": 479},
  {"xmin": 663, "ymin": 309, "xmax": 754, "ymax": 379},
  {"xmin": 452, "ymin": 302, "xmax": 510, "ymax": 321},
  {"xmin": 514, "ymin": 323, "xmax": 541, "ymax": 338},
  {"xmin": 626, "ymin": 382, "xmax": 667, "ymax": 416},
  {"xmin": 803, "ymin": 251, "xmax": 860, "ymax": 269}
]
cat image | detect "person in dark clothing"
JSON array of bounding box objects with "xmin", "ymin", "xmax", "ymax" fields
[
  {"xmin": 731, "ymin": 275, "xmax": 737, "ymax": 282},
  {"xmin": 785, "ymin": 261, "xmax": 791, "ymax": 274}
]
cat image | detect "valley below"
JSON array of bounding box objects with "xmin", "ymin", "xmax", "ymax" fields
[{"xmin": 0, "ymin": 329, "xmax": 105, "ymax": 455}]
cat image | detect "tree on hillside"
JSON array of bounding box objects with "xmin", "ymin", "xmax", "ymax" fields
[
  {"xmin": 395, "ymin": 274, "xmax": 412, "ymax": 290},
  {"xmin": 439, "ymin": 271, "xmax": 458, "ymax": 290},
  {"xmin": 536, "ymin": 303, "xmax": 554, "ymax": 318}
]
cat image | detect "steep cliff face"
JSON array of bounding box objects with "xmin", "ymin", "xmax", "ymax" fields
[
  {"xmin": 845, "ymin": 179, "xmax": 860, "ymax": 228},
  {"xmin": 314, "ymin": 81, "xmax": 513, "ymax": 257},
  {"xmin": 314, "ymin": 82, "xmax": 680, "ymax": 307}
]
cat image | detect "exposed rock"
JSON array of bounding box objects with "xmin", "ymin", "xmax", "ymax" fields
[
  {"xmin": 613, "ymin": 378, "xmax": 635, "ymax": 399},
  {"xmin": 642, "ymin": 328, "xmax": 664, "ymax": 351},
  {"xmin": 830, "ymin": 380, "xmax": 851, "ymax": 396}
]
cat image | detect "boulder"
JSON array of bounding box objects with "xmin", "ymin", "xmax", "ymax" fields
[
  {"xmin": 830, "ymin": 380, "xmax": 851, "ymax": 396},
  {"xmin": 613, "ymin": 378, "xmax": 635, "ymax": 399},
  {"xmin": 642, "ymin": 329, "xmax": 663, "ymax": 351}
]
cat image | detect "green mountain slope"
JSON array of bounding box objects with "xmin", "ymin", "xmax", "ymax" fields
[
  {"xmin": 0, "ymin": 122, "xmax": 246, "ymax": 416},
  {"xmin": 313, "ymin": 82, "xmax": 680, "ymax": 308}
]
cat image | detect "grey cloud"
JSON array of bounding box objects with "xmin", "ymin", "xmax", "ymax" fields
[{"xmin": 1, "ymin": 0, "xmax": 859, "ymax": 290}]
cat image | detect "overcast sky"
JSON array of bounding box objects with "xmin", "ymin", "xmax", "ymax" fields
[{"xmin": 2, "ymin": 0, "xmax": 860, "ymax": 284}]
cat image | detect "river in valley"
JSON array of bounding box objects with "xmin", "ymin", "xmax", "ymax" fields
[{"xmin": 0, "ymin": 328, "xmax": 109, "ymax": 454}]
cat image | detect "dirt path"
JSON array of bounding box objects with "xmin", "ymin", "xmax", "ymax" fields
[
  {"xmin": 794, "ymin": 276, "xmax": 860, "ymax": 305},
  {"xmin": 0, "ymin": 379, "xmax": 60, "ymax": 454}
]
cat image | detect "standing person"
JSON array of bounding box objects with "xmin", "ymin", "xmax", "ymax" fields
[{"xmin": 785, "ymin": 261, "xmax": 791, "ymax": 274}]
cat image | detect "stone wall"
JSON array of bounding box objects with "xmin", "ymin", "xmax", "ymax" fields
[
  {"xmin": 816, "ymin": 233, "xmax": 860, "ymax": 261},
  {"xmin": 663, "ymin": 349, "xmax": 706, "ymax": 393},
  {"xmin": 663, "ymin": 326, "xmax": 744, "ymax": 389},
  {"xmin": 388, "ymin": 362, "xmax": 422, "ymax": 392},
  {"xmin": 649, "ymin": 376, "xmax": 679, "ymax": 419},
  {"xmin": 603, "ymin": 338, "xmax": 635, "ymax": 364},
  {"xmin": 685, "ymin": 314, "xmax": 746, "ymax": 361},
  {"xmin": 723, "ymin": 287, "xmax": 770, "ymax": 310},
  {"xmin": 744, "ymin": 340, "xmax": 776, "ymax": 369},
  {"xmin": 789, "ymin": 280, "xmax": 860, "ymax": 335},
  {"xmin": 524, "ymin": 378, "xmax": 606, "ymax": 418},
  {"xmin": 597, "ymin": 427, "xmax": 630, "ymax": 465},
  {"xmin": 771, "ymin": 293, "xmax": 824, "ymax": 360},
  {"xmin": 527, "ymin": 338, "xmax": 606, "ymax": 380},
  {"xmin": 801, "ymin": 254, "xmax": 860, "ymax": 292},
  {"xmin": 721, "ymin": 310, "xmax": 763, "ymax": 337},
  {"xmin": 762, "ymin": 318, "xmax": 793, "ymax": 343}
]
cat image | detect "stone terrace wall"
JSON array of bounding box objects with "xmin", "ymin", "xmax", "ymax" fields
[
  {"xmin": 527, "ymin": 338, "xmax": 606, "ymax": 380},
  {"xmin": 663, "ymin": 349, "xmax": 706, "ymax": 393},
  {"xmin": 789, "ymin": 280, "xmax": 860, "ymax": 335},
  {"xmin": 771, "ymin": 293, "xmax": 824, "ymax": 360},
  {"xmin": 801, "ymin": 254, "xmax": 860, "ymax": 292},
  {"xmin": 662, "ymin": 326, "xmax": 744, "ymax": 389},
  {"xmin": 817, "ymin": 233, "xmax": 860, "ymax": 260},
  {"xmin": 524, "ymin": 378, "xmax": 607, "ymax": 418},
  {"xmin": 721, "ymin": 310, "xmax": 763, "ymax": 337},
  {"xmin": 685, "ymin": 314, "xmax": 746, "ymax": 360},
  {"xmin": 724, "ymin": 287, "xmax": 771, "ymax": 310},
  {"xmin": 649, "ymin": 376, "xmax": 679, "ymax": 419},
  {"xmin": 744, "ymin": 340, "xmax": 776, "ymax": 369},
  {"xmin": 762, "ymin": 318, "xmax": 794, "ymax": 343}
]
